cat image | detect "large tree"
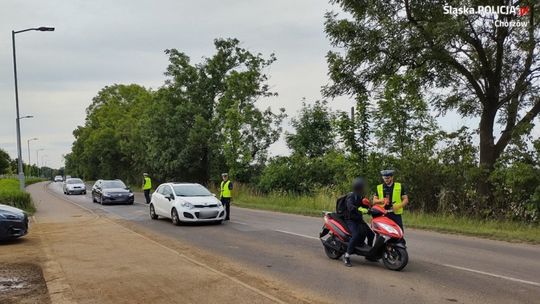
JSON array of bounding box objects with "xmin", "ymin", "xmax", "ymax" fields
[
  {"xmin": 145, "ymin": 38, "xmax": 284, "ymax": 183},
  {"xmin": 325, "ymin": 0, "xmax": 540, "ymax": 198}
]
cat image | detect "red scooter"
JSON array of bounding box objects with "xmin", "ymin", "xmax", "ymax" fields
[{"xmin": 319, "ymin": 204, "xmax": 408, "ymax": 271}]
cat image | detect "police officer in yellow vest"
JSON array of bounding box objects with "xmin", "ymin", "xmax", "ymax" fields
[
  {"xmin": 372, "ymin": 169, "xmax": 409, "ymax": 231},
  {"xmin": 220, "ymin": 173, "xmax": 233, "ymax": 221},
  {"xmin": 142, "ymin": 173, "xmax": 152, "ymax": 204}
]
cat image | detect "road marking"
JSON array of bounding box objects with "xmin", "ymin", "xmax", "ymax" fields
[
  {"xmin": 230, "ymin": 220, "xmax": 249, "ymax": 225},
  {"xmin": 275, "ymin": 229, "xmax": 319, "ymax": 240},
  {"xmin": 441, "ymin": 264, "xmax": 540, "ymax": 287}
]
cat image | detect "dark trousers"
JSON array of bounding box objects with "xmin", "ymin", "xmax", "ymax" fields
[
  {"xmin": 387, "ymin": 213, "xmax": 406, "ymax": 244},
  {"xmin": 345, "ymin": 220, "xmax": 373, "ymax": 255},
  {"xmin": 144, "ymin": 189, "xmax": 151, "ymax": 204},
  {"xmin": 221, "ymin": 197, "xmax": 231, "ymax": 220},
  {"xmin": 388, "ymin": 213, "xmax": 404, "ymax": 231}
]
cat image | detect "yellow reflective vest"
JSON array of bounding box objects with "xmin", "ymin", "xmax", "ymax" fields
[
  {"xmin": 143, "ymin": 177, "xmax": 152, "ymax": 190},
  {"xmin": 377, "ymin": 182, "xmax": 403, "ymax": 215},
  {"xmin": 220, "ymin": 180, "xmax": 232, "ymax": 198}
]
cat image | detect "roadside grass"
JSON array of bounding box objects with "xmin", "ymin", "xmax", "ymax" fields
[
  {"xmin": 0, "ymin": 178, "xmax": 45, "ymax": 214},
  {"xmin": 232, "ymin": 184, "xmax": 540, "ymax": 244}
]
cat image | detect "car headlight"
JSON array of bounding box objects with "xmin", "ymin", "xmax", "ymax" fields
[
  {"xmin": 102, "ymin": 193, "xmax": 112, "ymax": 197},
  {"xmin": 181, "ymin": 202, "xmax": 194, "ymax": 209},
  {"xmin": 129, "ymin": 193, "xmax": 134, "ymax": 196}
]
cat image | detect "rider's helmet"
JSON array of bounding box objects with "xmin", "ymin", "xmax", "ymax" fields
[{"xmin": 351, "ymin": 177, "xmax": 365, "ymax": 195}]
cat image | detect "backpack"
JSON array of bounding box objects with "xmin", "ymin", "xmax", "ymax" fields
[{"xmin": 335, "ymin": 193, "xmax": 349, "ymax": 215}]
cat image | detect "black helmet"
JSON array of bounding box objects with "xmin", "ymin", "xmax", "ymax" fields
[{"xmin": 352, "ymin": 177, "xmax": 365, "ymax": 194}]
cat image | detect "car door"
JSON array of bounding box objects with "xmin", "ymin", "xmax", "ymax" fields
[
  {"xmin": 92, "ymin": 180, "xmax": 102, "ymax": 200},
  {"xmin": 160, "ymin": 186, "xmax": 175, "ymax": 218},
  {"xmin": 153, "ymin": 185, "xmax": 165, "ymax": 216}
]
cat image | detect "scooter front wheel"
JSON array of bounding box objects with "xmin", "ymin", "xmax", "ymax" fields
[
  {"xmin": 382, "ymin": 246, "xmax": 408, "ymax": 271},
  {"xmin": 323, "ymin": 235, "xmax": 344, "ymax": 260}
]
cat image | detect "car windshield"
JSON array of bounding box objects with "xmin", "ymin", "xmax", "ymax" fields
[
  {"xmin": 173, "ymin": 184, "xmax": 212, "ymax": 197},
  {"xmin": 102, "ymin": 180, "xmax": 126, "ymax": 189},
  {"xmin": 67, "ymin": 179, "xmax": 83, "ymax": 184}
]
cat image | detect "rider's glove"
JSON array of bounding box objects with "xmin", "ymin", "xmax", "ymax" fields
[
  {"xmin": 384, "ymin": 204, "xmax": 392, "ymax": 210},
  {"xmin": 358, "ymin": 207, "xmax": 369, "ymax": 214}
]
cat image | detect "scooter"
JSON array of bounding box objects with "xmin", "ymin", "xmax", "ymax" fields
[{"xmin": 319, "ymin": 204, "xmax": 408, "ymax": 271}]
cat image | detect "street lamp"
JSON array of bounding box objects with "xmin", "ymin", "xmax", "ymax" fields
[
  {"xmin": 12, "ymin": 26, "xmax": 55, "ymax": 190},
  {"xmin": 27, "ymin": 138, "xmax": 38, "ymax": 177},
  {"xmin": 36, "ymin": 148, "xmax": 44, "ymax": 177}
]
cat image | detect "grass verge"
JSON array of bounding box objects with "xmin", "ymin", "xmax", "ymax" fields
[
  {"xmin": 0, "ymin": 178, "xmax": 45, "ymax": 214},
  {"xmin": 232, "ymin": 184, "xmax": 540, "ymax": 244}
]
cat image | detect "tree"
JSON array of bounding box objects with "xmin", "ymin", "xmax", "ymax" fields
[
  {"xmin": 373, "ymin": 73, "xmax": 437, "ymax": 157},
  {"xmin": 0, "ymin": 149, "xmax": 11, "ymax": 175},
  {"xmin": 143, "ymin": 38, "xmax": 285, "ymax": 183},
  {"xmin": 325, "ymin": 0, "xmax": 540, "ymax": 199},
  {"xmin": 286, "ymin": 100, "xmax": 336, "ymax": 157}
]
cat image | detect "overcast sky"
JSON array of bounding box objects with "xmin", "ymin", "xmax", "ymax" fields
[{"xmin": 1, "ymin": 1, "xmax": 536, "ymax": 169}]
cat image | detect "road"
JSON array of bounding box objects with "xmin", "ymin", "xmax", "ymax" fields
[{"xmin": 44, "ymin": 182, "xmax": 539, "ymax": 303}]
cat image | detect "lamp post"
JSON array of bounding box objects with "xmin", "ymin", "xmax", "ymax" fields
[
  {"xmin": 36, "ymin": 148, "xmax": 44, "ymax": 177},
  {"xmin": 12, "ymin": 26, "xmax": 55, "ymax": 190},
  {"xmin": 26, "ymin": 137, "xmax": 38, "ymax": 177}
]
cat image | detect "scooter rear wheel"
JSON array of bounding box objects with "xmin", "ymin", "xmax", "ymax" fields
[
  {"xmin": 382, "ymin": 246, "xmax": 408, "ymax": 271},
  {"xmin": 323, "ymin": 236, "xmax": 344, "ymax": 260}
]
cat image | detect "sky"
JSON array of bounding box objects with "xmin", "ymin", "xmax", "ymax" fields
[{"xmin": 0, "ymin": 1, "xmax": 537, "ymax": 169}]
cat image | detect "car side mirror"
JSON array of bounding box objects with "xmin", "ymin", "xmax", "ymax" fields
[
  {"xmin": 166, "ymin": 194, "xmax": 174, "ymax": 201},
  {"xmin": 212, "ymin": 193, "xmax": 216, "ymax": 197}
]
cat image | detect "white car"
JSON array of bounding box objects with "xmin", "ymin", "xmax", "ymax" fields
[
  {"xmin": 63, "ymin": 178, "xmax": 86, "ymax": 195},
  {"xmin": 54, "ymin": 175, "xmax": 63, "ymax": 182},
  {"xmin": 149, "ymin": 183, "xmax": 225, "ymax": 225}
]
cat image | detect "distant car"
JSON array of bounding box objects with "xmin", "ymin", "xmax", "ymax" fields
[
  {"xmin": 65, "ymin": 175, "xmax": 72, "ymax": 181},
  {"xmin": 63, "ymin": 178, "xmax": 86, "ymax": 195},
  {"xmin": 54, "ymin": 175, "xmax": 63, "ymax": 182},
  {"xmin": 91, "ymin": 179, "xmax": 134, "ymax": 205},
  {"xmin": 149, "ymin": 183, "xmax": 225, "ymax": 225},
  {"xmin": 0, "ymin": 204, "xmax": 28, "ymax": 241}
]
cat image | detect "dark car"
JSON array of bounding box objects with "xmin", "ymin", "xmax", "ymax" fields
[
  {"xmin": 0, "ymin": 204, "xmax": 29, "ymax": 241},
  {"xmin": 91, "ymin": 179, "xmax": 134, "ymax": 205}
]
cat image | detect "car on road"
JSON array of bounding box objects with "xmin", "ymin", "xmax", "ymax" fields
[
  {"xmin": 91, "ymin": 179, "xmax": 134, "ymax": 205},
  {"xmin": 0, "ymin": 204, "xmax": 28, "ymax": 241},
  {"xmin": 149, "ymin": 183, "xmax": 225, "ymax": 225},
  {"xmin": 63, "ymin": 178, "xmax": 87, "ymax": 195},
  {"xmin": 54, "ymin": 175, "xmax": 63, "ymax": 182}
]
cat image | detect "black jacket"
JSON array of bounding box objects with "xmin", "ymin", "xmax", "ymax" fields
[{"xmin": 344, "ymin": 192, "xmax": 365, "ymax": 222}]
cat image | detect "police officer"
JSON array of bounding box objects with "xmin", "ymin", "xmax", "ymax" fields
[
  {"xmin": 372, "ymin": 169, "xmax": 409, "ymax": 231},
  {"xmin": 142, "ymin": 173, "xmax": 152, "ymax": 204},
  {"xmin": 220, "ymin": 173, "xmax": 233, "ymax": 221},
  {"xmin": 343, "ymin": 177, "xmax": 373, "ymax": 267}
]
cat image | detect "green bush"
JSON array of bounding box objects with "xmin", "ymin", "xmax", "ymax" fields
[{"xmin": 0, "ymin": 179, "xmax": 35, "ymax": 213}]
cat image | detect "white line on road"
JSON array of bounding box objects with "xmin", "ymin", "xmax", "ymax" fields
[
  {"xmin": 274, "ymin": 229, "xmax": 319, "ymax": 240},
  {"xmin": 441, "ymin": 264, "xmax": 540, "ymax": 288}
]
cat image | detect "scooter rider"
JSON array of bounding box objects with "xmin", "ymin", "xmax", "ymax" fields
[{"xmin": 343, "ymin": 177, "xmax": 374, "ymax": 267}]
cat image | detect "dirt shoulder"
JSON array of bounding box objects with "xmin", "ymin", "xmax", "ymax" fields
[{"xmin": 19, "ymin": 182, "xmax": 326, "ymax": 304}]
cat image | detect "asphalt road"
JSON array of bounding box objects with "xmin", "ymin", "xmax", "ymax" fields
[{"xmin": 46, "ymin": 182, "xmax": 540, "ymax": 303}]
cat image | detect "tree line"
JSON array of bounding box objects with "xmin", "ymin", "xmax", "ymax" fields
[{"xmin": 64, "ymin": 1, "xmax": 540, "ymax": 223}]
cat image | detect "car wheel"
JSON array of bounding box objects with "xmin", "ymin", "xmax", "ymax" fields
[
  {"xmin": 149, "ymin": 204, "xmax": 158, "ymax": 220},
  {"xmin": 100, "ymin": 196, "xmax": 104, "ymax": 205},
  {"xmin": 83, "ymin": 191, "xmax": 86, "ymax": 195},
  {"xmin": 171, "ymin": 208, "xmax": 181, "ymax": 226},
  {"xmin": 92, "ymin": 195, "xmax": 96, "ymax": 203}
]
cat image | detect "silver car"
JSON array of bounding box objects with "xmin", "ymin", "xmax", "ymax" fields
[{"xmin": 63, "ymin": 178, "xmax": 87, "ymax": 195}]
